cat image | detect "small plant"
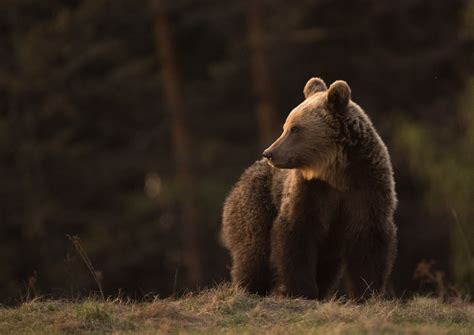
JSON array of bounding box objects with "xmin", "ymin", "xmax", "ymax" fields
[
  {"xmin": 414, "ymin": 260, "xmax": 462, "ymax": 302},
  {"xmin": 23, "ymin": 271, "xmax": 37, "ymax": 301},
  {"xmin": 67, "ymin": 235, "xmax": 104, "ymax": 300}
]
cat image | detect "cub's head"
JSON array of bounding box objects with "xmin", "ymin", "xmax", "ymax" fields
[{"xmin": 262, "ymin": 77, "xmax": 351, "ymax": 180}]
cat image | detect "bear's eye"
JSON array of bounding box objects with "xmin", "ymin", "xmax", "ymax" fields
[{"xmin": 290, "ymin": 126, "xmax": 300, "ymax": 134}]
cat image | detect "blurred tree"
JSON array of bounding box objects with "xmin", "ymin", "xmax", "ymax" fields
[
  {"xmin": 149, "ymin": 0, "xmax": 202, "ymax": 286},
  {"xmin": 245, "ymin": 0, "xmax": 279, "ymax": 149}
]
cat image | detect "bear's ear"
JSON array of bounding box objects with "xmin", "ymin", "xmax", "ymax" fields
[
  {"xmin": 327, "ymin": 80, "xmax": 351, "ymax": 111},
  {"xmin": 303, "ymin": 77, "xmax": 327, "ymax": 99}
]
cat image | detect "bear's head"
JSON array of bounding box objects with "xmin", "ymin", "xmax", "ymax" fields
[{"xmin": 262, "ymin": 77, "xmax": 351, "ymax": 180}]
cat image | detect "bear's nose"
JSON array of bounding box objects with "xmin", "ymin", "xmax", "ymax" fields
[{"xmin": 262, "ymin": 150, "xmax": 272, "ymax": 159}]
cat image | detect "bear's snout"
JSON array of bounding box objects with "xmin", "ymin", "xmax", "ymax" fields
[
  {"xmin": 263, "ymin": 150, "xmax": 296, "ymax": 169},
  {"xmin": 262, "ymin": 149, "xmax": 273, "ymax": 159}
]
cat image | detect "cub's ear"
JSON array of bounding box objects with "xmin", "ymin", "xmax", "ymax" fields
[
  {"xmin": 327, "ymin": 80, "xmax": 351, "ymax": 111},
  {"xmin": 303, "ymin": 77, "xmax": 327, "ymax": 99}
]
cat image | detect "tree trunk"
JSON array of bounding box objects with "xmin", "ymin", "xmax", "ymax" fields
[
  {"xmin": 149, "ymin": 0, "xmax": 201, "ymax": 286},
  {"xmin": 245, "ymin": 0, "xmax": 278, "ymax": 149}
]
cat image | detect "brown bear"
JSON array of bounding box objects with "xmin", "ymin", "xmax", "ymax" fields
[{"xmin": 221, "ymin": 77, "xmax": 397, "ymax": 300}]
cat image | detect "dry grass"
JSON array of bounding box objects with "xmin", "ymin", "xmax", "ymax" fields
[{"xmin": 1, "ymin": 285, "xmax": 473, "ymax": 334}]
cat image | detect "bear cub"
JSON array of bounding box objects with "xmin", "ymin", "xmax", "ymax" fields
[{"xmin": 222, "ymin": 77, "xmax": 397, "ymax": 299}]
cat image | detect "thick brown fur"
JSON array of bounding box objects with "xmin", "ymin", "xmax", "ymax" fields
[{"xmin": 222, "ymin": 77, "xmax": 397, "ymax": 300}]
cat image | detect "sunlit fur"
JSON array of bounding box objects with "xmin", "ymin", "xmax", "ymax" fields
[
  {"xmin": 265, "ymin": 87, "xmax": 349, "ymax": 189},
  {"xmin": 303, "ymin": 77, "xmax": 327, "ymax": 98}
]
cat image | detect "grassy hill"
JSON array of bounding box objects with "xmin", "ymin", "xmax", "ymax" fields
[{"xmin": 1, "ymin": 286, "xmax": 473, "ymax": 334}]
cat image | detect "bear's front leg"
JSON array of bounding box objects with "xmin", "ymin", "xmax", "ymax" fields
[
  {"xmin": 345, "ymin": 224, "xmax": 397, "ymax": 300},
  {"xmin": 342, "ymin": 188, "xmax": 398, "ymax": 301},
  {"xmin": 270, "ymin": 215, "xmax": 318, "ymax": 299}
]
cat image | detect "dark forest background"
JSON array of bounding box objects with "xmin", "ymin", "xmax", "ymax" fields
[{"xmin": 0, "ymin": 0, "xmax": 473, "ymax": 303}]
